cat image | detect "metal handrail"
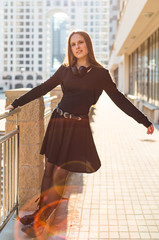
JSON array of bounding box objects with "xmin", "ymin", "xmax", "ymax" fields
[
  {"xmin": 0, "ymin": 129, "xmax": 19, "ymax": 144},
  {"xmin": 44, "ymin": 95, "xmax": 58, "ymax": 117},
  {"xmin": 44, "ymin": 95, "xmax": 58, "ymax": 129},
  {"xmin": 44, "ymin": 95, "xmax": 57, "ymax": 104},
  {"xmin": 0, "ymin": 108, "xmax": 20, "ymax": 231},
  {"xmin": 0, "ymin": 108, "xmax": 21, "ymax": 120}
]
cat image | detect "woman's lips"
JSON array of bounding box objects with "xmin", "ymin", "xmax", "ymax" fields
[{"xmin": 76, "ymin": 50, "xmax": 82, "ymax": 54}]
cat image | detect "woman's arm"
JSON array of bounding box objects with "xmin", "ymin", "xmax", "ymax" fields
[
  {"xmin": 8, "ymin": 65, "xmax": 64, "ymax": 109},
  {"xmin": 101, "ymin": 68, "xmax": 154, "ymax": 132}
]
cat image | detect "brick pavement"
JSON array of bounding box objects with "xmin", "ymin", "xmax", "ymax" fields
[
  {"xmin": 60, "ymin": 92, "xmax": 159, "ymax": 240},
  {"xmin": 2, "ymin": 92, "xmax": 159, "ymax": 240}
]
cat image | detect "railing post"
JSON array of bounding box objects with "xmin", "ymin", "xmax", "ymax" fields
[
  {"xmin": 5, "ymin": 89, "xmax": 45, "ymax": 210},
  {"xmin": 50, "ymin": 85, "xmax": 62, "ymax": 109}
]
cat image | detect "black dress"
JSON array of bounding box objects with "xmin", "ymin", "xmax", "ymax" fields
[{"xmin": 11, "ymin": 65, "xmax": 152, "ymax": 173}]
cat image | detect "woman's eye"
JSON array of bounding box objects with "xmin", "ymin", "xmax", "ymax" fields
[{"xmin": 71, "ymin": 43, "xmax": 75, "ymax": 46}]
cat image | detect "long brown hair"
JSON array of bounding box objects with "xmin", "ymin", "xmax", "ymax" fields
[{"xmin": 63, "ymin": 31, "xmax": 103, "ymax": 68}]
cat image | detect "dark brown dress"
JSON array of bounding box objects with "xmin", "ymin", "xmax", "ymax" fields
[{"xmin": 11, "ymin": 65, "xmax": 152, "ymax": 173}]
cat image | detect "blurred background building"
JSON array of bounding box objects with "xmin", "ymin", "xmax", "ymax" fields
[
  {"xmin": 0, "ymin": 0, "xmax": 109, "ymax": 91},
  {"xmin": 108, "ymin": 0, "xmax": 159, "ymax": 111}
]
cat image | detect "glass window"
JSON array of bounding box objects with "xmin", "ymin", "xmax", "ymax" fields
[
  {"xmin": 55, "ymin": 1, "xmax": 60, "ymax": 6},
  {"xmin": 16, "ymin": 15, "xmax": 24, "ymax": 19},
  {"xmin": 16, "ymin": 9, "xmax": 24, "ymax": 13},
  {"xmin": 47, "ymin": 1, "xmax": 51, "ymax": 6},
  {"xmin": 155, "ymin": 30, "xmax": 159, "ymax": 105},
  {"xmin": 64, "ymin": 1, "xmax": 68, "ymax": 6},
  {"xmin": 129, "ymin": 28, "xmax": 159, "ymax": 105},
  {"xmin": 37, "ymin": 2, "xmax": 43, "ymax": 6}
]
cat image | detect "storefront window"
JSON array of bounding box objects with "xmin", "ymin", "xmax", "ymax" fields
[{"xmin": 129, "ymin": 28, "xmax": 159, "ymax": 106}]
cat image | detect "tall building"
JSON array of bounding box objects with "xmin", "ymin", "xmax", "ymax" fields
[
  {"xmin": 108, "ymin": 0, "xmax": 159, "ymax": 124},
  {"xmin": 108, "ymin": 0, "xmax": 118, "ymax": 54},
  {"xmin": 0, "ymin": 0, "xmax": 109, "ymax": 90}
]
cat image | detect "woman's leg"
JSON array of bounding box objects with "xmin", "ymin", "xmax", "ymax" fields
[
  {"xmin": 41, "ymin": 157, "xmax": 55, "ymax": 194},
  {"xmin": 19, "ymin": 157, "xmax": 55, "ymax": 225},
  {"xmin": 44, "ymin": 165, "xmax": 69, "ymax": 209},
  {"xmin": 21, "ymin": 166, "xmax": 70, "ymax": 237}
]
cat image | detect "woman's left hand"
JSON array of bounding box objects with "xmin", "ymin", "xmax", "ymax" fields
[{"xmin": 147, "ymin": 124, "xmax": 154, "ymax": 135}]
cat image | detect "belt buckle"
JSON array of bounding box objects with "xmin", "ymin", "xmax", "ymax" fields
[{"xmin": 63, "ymin": 112, "xmax": 70, "ymax": 118}]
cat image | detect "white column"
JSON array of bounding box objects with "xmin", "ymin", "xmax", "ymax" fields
[{"xmin": 123, "ymin": 53, "xmax": 129, "ymax": 94}]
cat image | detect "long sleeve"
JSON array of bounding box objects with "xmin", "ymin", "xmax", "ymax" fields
[
  {"xmin": 100, "ymin": 68, "xmax": 152, "ymax": 128},
  {"xmin": 11, "ymin": 65, "xmax": 64, "ymax": 109}
]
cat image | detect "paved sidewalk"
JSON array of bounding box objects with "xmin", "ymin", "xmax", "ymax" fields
[{"xmin": 1, "ymin": 92, "xmax": 159, "ymax": 240}]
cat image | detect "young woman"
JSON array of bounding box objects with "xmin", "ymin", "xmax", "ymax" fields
[{"xmin": 6, "ymin": 31, "xmax": 154, "ymax": 237}]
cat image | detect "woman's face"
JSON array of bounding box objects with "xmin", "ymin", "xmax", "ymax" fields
[{"xmin": 70, "ymin": 34, "xmax": 88, "ymax": 60}]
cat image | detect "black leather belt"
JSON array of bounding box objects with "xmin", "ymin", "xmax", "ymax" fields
[{"xmin": 56, "ymin": 106, "xmax": 88, "ymax": 121}]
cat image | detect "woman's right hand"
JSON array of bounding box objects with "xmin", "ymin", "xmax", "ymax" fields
[
  {"xmin": 147, "ymin": 124, "xmax": 154, "ymax": 135},
  {"xmin": 5, "ymin": 104, "xmax": 14, "ymax": 111}
]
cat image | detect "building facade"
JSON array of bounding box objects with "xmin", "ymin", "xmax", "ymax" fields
[
  {"xmin": 0, "ymin": 0, "xmax": 109, "ymax": 90},
  {"xmin": 108, "ymin": 0, "xmax": 159, "ymax": 123}
]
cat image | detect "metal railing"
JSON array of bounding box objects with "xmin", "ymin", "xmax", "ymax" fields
[
  {"xmin": 44, "ymin": 95, "xmax": 58, "ymax": 129},
  {"xmin": 0, "ymin": 108, "xmax": 20, "ymax": 231},
  {"xmin": 0, "ymin": 95, "xmax": 58, "ymax": 231}
]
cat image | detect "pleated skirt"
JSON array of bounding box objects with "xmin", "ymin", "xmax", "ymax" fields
[{"xmin": 40, "ymin": 108, "xmax": 101, "ymax": 173}]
